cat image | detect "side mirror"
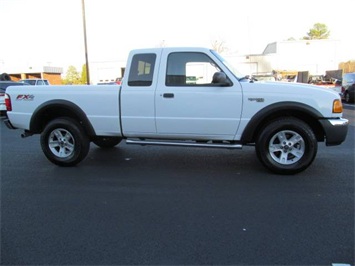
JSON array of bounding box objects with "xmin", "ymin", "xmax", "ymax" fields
[{"xmin": 212, "ymin": 72, "xmax": 232, "ymax": 86}]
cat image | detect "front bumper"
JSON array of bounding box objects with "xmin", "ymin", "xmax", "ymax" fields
[{"xmin": 319, "ymin": 118, "xmax": 349, "ymax": 146}]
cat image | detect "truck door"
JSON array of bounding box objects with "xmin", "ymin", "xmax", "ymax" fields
[
  {"xmin": 120, "ymin": 52, "xmax": 159, "ymax": 137},
  {"xmin": 155, "ymin": 51, "xmax": 243, "ymax": 140}
]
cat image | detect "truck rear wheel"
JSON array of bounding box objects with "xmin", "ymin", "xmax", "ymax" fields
[
  {"xmin": 40, "ymin": 117, "xmax": 90, "ymax": 166},
  {"xmin": 255, "ymin": 117, "xmax": 318, "ymax": 175}
]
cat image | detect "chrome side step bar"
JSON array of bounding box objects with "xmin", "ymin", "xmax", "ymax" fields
[{"xmin": 126, "ymin": 139, "xmax": 243, "ymax": 149}]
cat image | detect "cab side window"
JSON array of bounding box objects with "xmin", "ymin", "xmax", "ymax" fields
[
  {"xmin": 166, "ymin": 52, "xmax": 228, "ymax": 86},
  {"xmin": 128, "ymin": 53, "xmax": 156, "ymax": 86}
]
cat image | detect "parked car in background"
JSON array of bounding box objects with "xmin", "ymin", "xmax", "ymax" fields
[
  {"xmin": 251, "ymin": 73, "xmax": 276, "ymax": 82},
  {"xmin": 332, "ymin": 79, "xmax": 343, "ymax": 95},
  {"xmin": 341, "ymin": 73, "xmax": 355, "ymax": 103},
  {"xmin": 115, "ymin": 77, "xmax": 122, "ymax": 85},
  {"xmin": 319, "ymin": 78, "xmax": 342, "ymax": 96},
  {"xmin": 0, "ymin": 81, "xmax": 26, "ymax": 116},
  {"xmin": 19, "ymin": 79, "xmax": 50, "ymax": 86},
  {"xmin": 308, "ymin": 75, "xmax": 343, "ymax": 96}
]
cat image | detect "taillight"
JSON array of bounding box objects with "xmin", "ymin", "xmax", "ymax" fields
[{"xmin": 5, "ymin": 93, "xmax": 12, "ymax": 111}]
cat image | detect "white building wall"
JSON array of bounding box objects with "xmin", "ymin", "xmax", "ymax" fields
[
  {"xmin": 226, "ymin": 39, "xmax": 341, "ymax": 76},
  {"xmin": 226, "ymin": 54, "xmax": 275, "ymax": 76},
  {"xmin": 275, "ymin": 40, "xmax": 340, "ymax": 74},
  {"xmin": 90, "ymin": 60, "xmax": 126, "ymax": 84}
]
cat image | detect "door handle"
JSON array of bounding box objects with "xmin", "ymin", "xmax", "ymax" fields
[{"xmin": 163, "ymin": 93, "xmax": 174, "ymax": 98}]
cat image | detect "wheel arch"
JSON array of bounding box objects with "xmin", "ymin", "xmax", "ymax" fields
[
  {"xmin": 29, "ymin": 100, "xmax": 96, "ymax": 137},
  {"xmin": 241, "ymin": 102, "xmax": 325, "ymax": 144}
]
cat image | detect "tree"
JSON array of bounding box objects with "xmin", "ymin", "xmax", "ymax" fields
[
  {"xmin": 211, "ymin": 39, "xmax": 228, "ymax": 54},
  {"xmin": 81, "ymin": 64, "xmax": 87, "ymax": 84},
  {"xmin": 303, "ymin": 23, "xmax": 330, "ymax": 40},
  {"xmin": 62, "ymin": 66, "xmax": 81, "ymax": 85}
]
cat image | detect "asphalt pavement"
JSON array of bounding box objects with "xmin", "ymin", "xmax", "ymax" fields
[{"xmin": 1, "ymin": 107, "xmax": 354, "ymax": 265}]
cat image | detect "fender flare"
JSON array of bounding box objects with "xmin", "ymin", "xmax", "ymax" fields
[
  {"xmin": 241, "ymin": 101, "xmax": 323, "ymax": 143},
  {"xmin": 29, "ymin": 99, "xmax": 96, "ymax": 136}
]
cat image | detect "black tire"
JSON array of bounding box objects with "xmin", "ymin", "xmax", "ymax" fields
[
  {"xmin": 344, "ymin": 91, "xmax": 354, "ymax": 103},
  {"xmin": 344, "ymin": 92, "xmax": 350, "ymax": 103},
  {"xmin": 92, "ymin": 136, "xmax": 122, "ymax": 148},
  {"xmin": 40, "ymin": 117, "xmax": 90, "ymax": 166},
  {"xmin": 255, "ymin": 117, "xmax": 318, "ymax": 175}
]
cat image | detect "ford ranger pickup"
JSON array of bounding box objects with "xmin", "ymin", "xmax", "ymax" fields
[{"xmin": 4, "ymin": 47, "xmax": 349, "ymax": 174}]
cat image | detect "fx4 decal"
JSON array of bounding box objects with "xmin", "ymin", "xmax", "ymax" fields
[{"xmin": 16, "ymin": 94, "xmax": 34, "ymax": 101}]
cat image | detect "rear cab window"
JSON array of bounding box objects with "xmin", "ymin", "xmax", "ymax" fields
[{"xmin": 128, "ymin": 54, "xmax": 156, "ymax": 87}]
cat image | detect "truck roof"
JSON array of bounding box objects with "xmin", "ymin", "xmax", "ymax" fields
[{"xmin": 129, "ymin": 47, "xmax": 213, "ymax": 54}]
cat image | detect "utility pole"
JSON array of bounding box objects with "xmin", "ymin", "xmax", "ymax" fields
[{"xmin": 81, "ymin": 0, "xmax": 90, "ymax": 85}]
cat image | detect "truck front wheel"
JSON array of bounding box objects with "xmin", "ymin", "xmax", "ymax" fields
[
  {"xmin": 40, "ymin": 117, "xmax": 90, "ymax": 166},
  {"xmin": 255, "ymin": 118, "xmax": 318, "ymax": 175}
]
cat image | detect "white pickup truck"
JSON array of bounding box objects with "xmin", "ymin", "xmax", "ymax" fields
[{"xmin": 4, "ymin": 47, "xmax": 348, "ymax": 174}]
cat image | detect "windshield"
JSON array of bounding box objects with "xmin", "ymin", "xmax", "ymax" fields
[{"xmin": 210, "ymin": 50, "xmax": 244, "ymax": 79}]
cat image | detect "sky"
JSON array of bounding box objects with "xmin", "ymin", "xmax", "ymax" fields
[{"xmin": 0, "ymin": 0, "xmax": 354, "ymax": 72}]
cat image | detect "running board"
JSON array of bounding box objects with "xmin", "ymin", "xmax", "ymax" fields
[{"xmin": 126, "ymin": 139, "xmax": 243, "ymax": 149}]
